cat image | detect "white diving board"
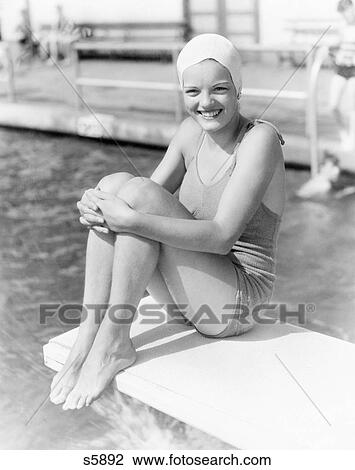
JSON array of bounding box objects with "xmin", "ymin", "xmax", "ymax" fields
[{"xmin": 43, "ymin": 296, "xmax": 355, "ymax": 449}]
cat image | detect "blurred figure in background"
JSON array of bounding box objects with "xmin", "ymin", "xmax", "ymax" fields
[
  {"xmin": 12, "ymin": 7, "xmax": 36, "ymax": 68},
  {"xmin": 41, "ymin": 4, "xmax": 80, "ymax": 65},
  {"xmin": 329, "ymin": 0, "xmax": 355, "ymax": 151}
]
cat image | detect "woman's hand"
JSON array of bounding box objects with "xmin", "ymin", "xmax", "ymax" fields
[
  {"xmin": 77, "ymin": 188, "xmax": 110, "ymax": 234},
  {"xmin": 88, "ymin": 189, "xmax": 136, "ymax": 233}
]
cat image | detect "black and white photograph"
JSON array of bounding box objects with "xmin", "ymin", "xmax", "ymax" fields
[{"xmin": 1, "ymin": 0, "xmax": 355, "ymax": 466}]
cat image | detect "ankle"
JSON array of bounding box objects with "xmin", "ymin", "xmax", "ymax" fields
[{"xmin": 78, "ymin": 319, "xmax": 100, "ymax": 335}]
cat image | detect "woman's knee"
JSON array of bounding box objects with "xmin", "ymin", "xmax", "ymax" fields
[
  {"xmin": 96, "ymin": 171, "xmax": 135, "ymax": 194},
  {"xmin": 116, "ymin": 176, "xmax": 162, "ymax": 210}
]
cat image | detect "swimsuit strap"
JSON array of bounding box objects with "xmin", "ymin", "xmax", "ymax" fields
[
  {"xmin": 226, "ymin": 119, "xmax": 254, "ymax": 174},
  {"xmin": 191, "ymin": 117, "xmax": 282, "ymax": 179},
  {"xmin": 200, "ymin": 118, "xmax": 251, "ymax": 179},
  {"xmin": 184, "ymin": 130, "xmax": 205, "ymax": 168},
  {"xmin": 192, "ymin": 130, "xmax": 206, "ymax": 164},
  {"xmin": 234, "ymin": 118, "xmax": 253, "ymax": 149},
  {"xmin": 227, "ymin": 118, "xmax": 284, "ymax": 176},
  {"xmin": 248, "ymin": 119, "xmax": 285, "ymax": 145}
]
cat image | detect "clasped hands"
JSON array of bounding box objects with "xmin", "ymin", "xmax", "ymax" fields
[{"xmin": 77, "ymin": 188, "xmax": 135, "ymax": 234}]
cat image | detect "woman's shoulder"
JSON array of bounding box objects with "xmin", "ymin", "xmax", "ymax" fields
[
  {"xmin": 236, "ymin": 118, "xmax": 285, "ymax": 174},
  {"xmin": 174, "ymin": 117, "xmax": 203, "ymax": 167},
  {"xmin": 244, "ymin": 119, "xmax": 285, "ymax": 147},
  {"xmin": 176, "ymin": 117, "xmax": 202, "ymax": 143}
]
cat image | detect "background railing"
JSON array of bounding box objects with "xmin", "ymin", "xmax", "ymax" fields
[
  {"xmin": 0, "ymin": 39, "xmax": 329, "ymax": 177},
  {"xmin": 73, "ymin": 41, "xmax": 328, "ymax": 176}
]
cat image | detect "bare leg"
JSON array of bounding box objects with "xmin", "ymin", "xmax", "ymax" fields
[
  {"xmin": 62, "ymin": 232, "xmax": 160, "ymax": 409},
  {"xmin": 50, "ymin": 172, "xmax": 135, "ymax": 404},
  {"xmin": 62, "ymin": 176, "xmax": 251, "ymax": 409}
]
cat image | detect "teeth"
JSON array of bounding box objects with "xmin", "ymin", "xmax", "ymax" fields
[{"xmin": 199, "ymin": 110, "xmax": 221, "ymax": 119}]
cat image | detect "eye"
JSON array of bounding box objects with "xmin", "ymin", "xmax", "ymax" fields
[
  {"xmin": 184, "ymin": 89, "xmax": 199, "ymax": 96},
  {"xmin": 213, "ymin": 86, "xmax": 228, "ymax": 92}
]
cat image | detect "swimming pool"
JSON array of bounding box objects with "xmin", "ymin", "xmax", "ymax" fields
[{"xmin": 1, "ymin": 127, "xmax": 354, "ymax": 449}]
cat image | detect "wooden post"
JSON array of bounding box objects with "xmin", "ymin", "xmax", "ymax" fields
[
  {"xmin": 182, "ymin": 0, "xmax": 191, "ymax": 41},
  {"xmin": 254, "ymin": 0, "xmax": 260, "ymax": 44},
  {"xmin": 172, "ymin": 46, "xmax": 184, "ymax": 122},
  {"xmin": 73, "ymin": 48, "xmax": 82, "ymax": 111},
  {"xmin": 24, "ymin": 0, "xmax": 35, "ymax": 55},
  {"xmin": 217, "ymin": 0, "xmax": 227, "ymax": 37}
]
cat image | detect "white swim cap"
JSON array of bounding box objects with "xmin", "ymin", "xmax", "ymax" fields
[{"xmin": 177, "ymin": 33, "xmax": 242, "ymax": 97}]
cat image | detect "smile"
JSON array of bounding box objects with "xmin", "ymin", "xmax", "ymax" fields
[{"xmin": 197, "ymin": 110, "xmax": 223, "ymax": 119}]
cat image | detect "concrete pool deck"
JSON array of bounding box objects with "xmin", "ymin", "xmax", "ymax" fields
[{"xmin": 1, "ymin": 58, "xmax": 355, "ymax": 172}]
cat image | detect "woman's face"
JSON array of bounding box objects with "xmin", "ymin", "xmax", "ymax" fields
[{"xmin": 182, "ymin": 59, "xmax": 239, "ymax": 134}]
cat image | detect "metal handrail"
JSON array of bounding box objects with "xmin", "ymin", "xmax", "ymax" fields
[
  {"xmin": 307, "ymin": 46, "xmax": 330, "ymax": 176},
  {"xmin": 73, "ymin": 42, "xmax": 324, "ymax": 174},
  {"xmin": 74, "ymin": 42, "xmax": 184, "ymax": 121},
  {"xmin": 1, "ymin": 39, "xmax": 325, "ymax": 175}
]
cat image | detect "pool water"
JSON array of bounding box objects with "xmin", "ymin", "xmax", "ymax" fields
[{"xmin": 0, "ymin": 128, "xmax": 354, "ymax": 449}]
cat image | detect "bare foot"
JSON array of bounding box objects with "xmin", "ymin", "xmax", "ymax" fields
[
  {"xmin": 49, "ymin": 328, "xmax": 98, "ymax": 405},
  {"xmin": 62, "ymin": 339, "xmax": 136, "ymax": 410}
]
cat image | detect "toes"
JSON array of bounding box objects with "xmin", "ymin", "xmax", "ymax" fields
[
  {"xmin": 62, "ymin": 389, "xmax": 81, "ymax": 410},
  {"xmin": 76, "ymin": 396, "xmax": 87, "ymax": 410},
  {"xmin": 50, "ymin": 386, "xmax": 71, "ymax": 405},
  {"xmin": 62, "ymin": 395, "xmax": 74, "ymax": 411},
  {"xmin": 85, "ymin": 396, "xmax": 93, "ymax": 407},
  {"xmin": 85, "ymin": 388, "xmax": 102, "ymax": 407},
  {"xmin": 49, "ymin": 387, "xmax": 62, "ymax": 401},
  {"xmin": 49, "ymin": 383, "xmax": 63, "ymax": 402},
  {"xmin": 50, "ymin": 393, "xmax": 63, "ymax": 405}
]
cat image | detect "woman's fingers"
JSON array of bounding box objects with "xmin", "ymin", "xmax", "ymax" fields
[
  {"xmin": 79, "ymin": 217, "xmax": 110, "ymax": 234},
  {"xmin": 77, "ymin": 201, "xmax": 99, "ymax": 217},
  {"xmin": 79, "ymin": 196, "xmax": 96, "ymax": 210},
  {"xmin": 80, "ymin": 213, "xmax": 105, "ymax": 224},
  {"xmin": 79, "ymin": 216, "xmax": 91, "ymax": 226},
  {"xmin": 79, "ymin": 188, "xmax": 113, "ymax": 213},
  {"xmin": 92, "ymin": 225, "xmax": 110, "ymax": 234},
  {"xmin": 77, "ymin": 189, "xmax": 110, "ymax": 226},
  {"xmin": 82, "ymin": 189, "xmax": 99, "ymax": 210},
  {"xmin": 91, "ymin": 189, "xmax": 114, "ymax": 200}
]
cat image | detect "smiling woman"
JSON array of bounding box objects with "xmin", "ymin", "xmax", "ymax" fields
[
  {"xmin": 182, "ymin": 60, "xmax": 239, "ymax": 135},
  {"xmin": 49, "ymin": 34, "xmax": 286, "ymax": 411}
]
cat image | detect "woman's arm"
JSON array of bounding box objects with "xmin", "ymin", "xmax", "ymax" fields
[
  {"xmin": 127, "ymin": 124, "xmax": 283, "ymax": 254},
  {"xmin": 213, "ymin": 123, "xmax": 283, "ymax": 250},
  {"xmin": 130, "ymin": 214, "xmax": 228, "ymax": 254},
  {"xmin": 150, "ymin": 117, "xmax": 200, "ymax": 193}
]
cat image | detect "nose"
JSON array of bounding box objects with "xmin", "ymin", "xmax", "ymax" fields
[{"xmin": 200, "ymin": 90, "xmax": 214, "ymax": 108}]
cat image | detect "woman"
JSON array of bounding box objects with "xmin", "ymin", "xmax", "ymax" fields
[{"xmin": 49, "ymin": 34, "xmax": 285, "ymax": 410}]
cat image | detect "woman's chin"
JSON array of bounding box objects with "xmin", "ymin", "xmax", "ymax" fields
[{"xmin": 195, "ymin": 115, "xmax": 225, "ymax": 132}]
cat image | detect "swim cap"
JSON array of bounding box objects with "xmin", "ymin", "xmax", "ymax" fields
[{"xmin": 176, "ymin": 33, "xmax": 242, "ymax": 97}]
